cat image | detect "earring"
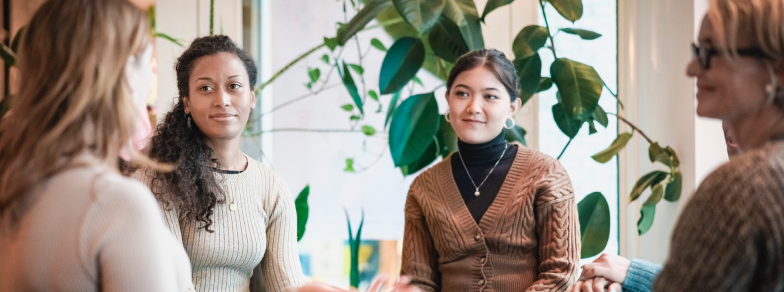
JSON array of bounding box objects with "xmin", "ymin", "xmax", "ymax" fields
[
  {"xmin": 186, "ymin": 114, "xmax": 192, "ymax": 129},
  {"xmin": 444, "ymin": 112, "xmax": 451, "ymax": 123},
  {"xmin": 504, "ymin": 117, "xmax": 515, "ymax": 129}
]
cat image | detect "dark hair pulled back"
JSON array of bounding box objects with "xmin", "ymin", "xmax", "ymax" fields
[{"xmin": 446, "ymin": 49, "xmax": 520, "ymax": 102}]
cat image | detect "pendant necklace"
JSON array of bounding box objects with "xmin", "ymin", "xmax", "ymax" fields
[{"xmin": 458, "ymin": 142, "xmax": 508, "ymax": 197}]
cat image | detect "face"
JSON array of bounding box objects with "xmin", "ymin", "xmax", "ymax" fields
[
  {"xmin": 687, "ymin": 17, "xmax": 772, "ymax": 121},
  {"xmin": 445, "ymin": 66, "xmax": 521, "ymax": 144},
  {"xmin": 125, "ymin": 43, "xmax": 154, "ymax": 110},
  {"xmin": 183, "ymin": 52, "xmax": 256, "ymax": 141}
]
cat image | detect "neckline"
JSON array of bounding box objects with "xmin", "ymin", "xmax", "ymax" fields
[
  {"xmin": 456, "ymin": 132, "xmax": 508, "ymax": 166},
  {"xmin": 438, "ymin": 143, "xmax": 531, "ymax": 232}
]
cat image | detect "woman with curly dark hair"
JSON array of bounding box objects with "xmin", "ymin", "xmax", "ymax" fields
[{"xmin": 133, "ymin": 35, "xmax": 305, "ymax": 292}]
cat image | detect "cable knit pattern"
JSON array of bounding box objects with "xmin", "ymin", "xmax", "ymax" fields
[
  {"xmin": 401, "ymin": 145, "xmax": 580, "ymax": 292},
  {"xmin": 652, "ymin": 140, "xmax": 784, "ymax": 292},
  {"xmin": 134, "ymin": 156, "xmax": 305, "ymax": 292}
]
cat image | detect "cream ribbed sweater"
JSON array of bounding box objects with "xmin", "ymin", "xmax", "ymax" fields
[
  {"xmin": 401, "ymin": 146, "xmax": 580, "ymax": 292},
  {"xmin": 0, "ymin": 165, "xmax": 194, "ymax": 292},
  {"xmin": 134, "ymin": 156, "xmax": 305, "ymax": 292}
]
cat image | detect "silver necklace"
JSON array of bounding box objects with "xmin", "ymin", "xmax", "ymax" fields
[{"xmin": 458, "ymin": 142, "xmax": 508, "ymax": 197}]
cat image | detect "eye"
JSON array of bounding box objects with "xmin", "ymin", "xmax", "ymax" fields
[
  {"xmin": 456, "ymin": 91, "xmax": 469, "ymax": 97},
  {"xmin": 199, "ymin": 85, "xmax": 214, "ymax": 92},
  {"xmin": 229, "ymin": 83, "xmax": 242, "ymax": 90},
  {"xmin": 485, "ymin": 94, "xmax": 499, "ymax": 100}
]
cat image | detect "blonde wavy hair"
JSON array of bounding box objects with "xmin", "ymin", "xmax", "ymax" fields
[
  {"xmin": 708, "ymin": 0, "xmax": 784, "ymax": 59},
  {"xmin": 0, "ymin": 0, "xmax": 165, "ymax": 206}
]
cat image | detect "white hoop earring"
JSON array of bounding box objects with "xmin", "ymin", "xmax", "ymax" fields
[
  {"xmin": 445, "ymin": 112, "xmax": 451, "ymax": 123},
  {"xmin": 504, "ymin": 117, "xmax": 515, "ymax": 129}
]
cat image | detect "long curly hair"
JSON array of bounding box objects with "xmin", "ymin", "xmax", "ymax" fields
[{"xmin": 145, "ymin": 35, "xmax": 257, "ymax": 232}]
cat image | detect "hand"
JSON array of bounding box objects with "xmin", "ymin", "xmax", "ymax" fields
[
  {"xmin": 289, "ymin": 276, "xmax": 421, "ymax": 292},
  {"xmin": 386, "ymin": 276, "xmax": 421, "ymax": 292},
  {"xmin": 570, "ymin": 277, "xmax": 622, "ymax": 292},
  {"xmin": 580, "ymin": 253, "xmax": 631, "ymax": 284}
]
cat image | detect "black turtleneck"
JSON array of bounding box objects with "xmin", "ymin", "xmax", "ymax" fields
[{"xmin": 451, "ymin": 131, "xmax": 518, "ymax": 223}]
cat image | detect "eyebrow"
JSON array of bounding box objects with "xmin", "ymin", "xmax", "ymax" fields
[{"xmin": 455, "ymin": 84, "xmax": 500, "ymax": 92}]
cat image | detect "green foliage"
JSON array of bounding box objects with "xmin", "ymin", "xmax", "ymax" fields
[
  {"xmin": 295, "ymin": 185, "xmax": 311, "ymax": 241},
  {"xmin": 308, "ymin": 67, "xmax": 321, "ymax": 83},
  {"xmin": 379, "ymin": 37, "xmax": 425, "ymax": 94},
  {"xmin": 361, "ymin": 125, "xmax": 377, "ymax": 136},
  {"xmin": 0, "ymin": 44, "xmax": 16, "ymax": 66},
  {"xmin": 630, "ymin": 170, "xmax": 668, "ymax": 202},
  {"xmin": 392, "ymin": 0, "xmax": 445, "ymax": 33},
  {"xmin": 338, "ymin": 61, "xmax": 364, "ymax": 115},
  {"xmin": 664, "ymin": 172, "xmax": 683, "ymax": 202},
  {"xmin": 385, "ymin": 90, "xmax": 403, "ymax": 128},
  {"xmin": 154, "ymin": 32, "xmax": 184, "ymax": 47},
  {"xmin": 638, "ymin": 183, "xmax": 663, "ymax": 234},
  {"xmin": 371, "ymin": 38, "xmax": 388, "ymax": 51},
  {"xmin": 322, "ymin": 54, "xmax": 331, "ymax": 63},
  {"xmin": 550, "ymin": 58, "xmax": 603, "ymax": 120},
  {"xmin": 481, "ymin": 0, "xmax": 514, "ymax": 20},
  {"xmin": 345, "ymin": 210, "xmax": 364, "ymax": 289},
  {"xmin": 324, "ymin": 37, "xmax": 339, "ymax": 51},
  {"xmin": 428, "ymin": 17, "xmax": 470, "ymax": 63},
  {"xmin": 339, "ymin": 0, "xmax": 393, "ymax": 45},
  {"xmin": 538, "ymin": 77, "xmax": 553, "ymax": 92},
  {"xmin": 592, "ymin": 132, "xmax": 632, "ymax": 163},
  {"xmin": 344, "ymin": 158, "xmax": 356, "ymax": 172},
  {"xmin": 512, "ymin": 25, "xmax": 549, "ymax": 59},
  {"xmin": 514, "ymin": 53, "xmax": 542, "ymax": 106},
  {"xmin": 546, "ymin": 0, "xmax": 583, "ymax": 22},
  {"xmin": 552, "ymin": 102, "xmax": 583, "ymax": 139},
  {"xmin": 342, "ymin": 104, "xmax": 355, "ymax": 111},
  {"xmin": 503, "ymin": 125, "xmax": 527, "ymax": 146},
  {"xmin": 436, "ymin": 116, "xmax": 459, "ymax": 158},
  {"xmin": 400, "ymin": 136, "xmax": 439, "ymax": 175},
  {"xmin": 577, "ymin": 192, "xmax": 610, "ymax": 258},
  {"xmin": 388, "ymin": 92, "xmax": 439, "ymax": 166},
  {"xmin": 560, "ymin": 28, "xmax": 602, "ymax": 40}
]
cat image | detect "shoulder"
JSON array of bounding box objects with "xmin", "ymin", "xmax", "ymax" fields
[
  {"xmin": 409, "ymin": 155, "xmax": 451, "ymax": 196},
  {"xmin": 91, "ymin": 171, "xmax": 161, "ymax": 218}
]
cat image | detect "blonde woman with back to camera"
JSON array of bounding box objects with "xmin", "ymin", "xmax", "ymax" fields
[
  {"xmin": 0, "ymin": 0, "xmax": 193, "ymax": 291},
  {"xmin": 571, "ymin": 0, "xmax": 784, "ymax": 291}
]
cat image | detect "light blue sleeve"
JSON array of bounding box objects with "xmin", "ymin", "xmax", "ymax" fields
[{"xmin": 621, "ymin": 259, "xmax": 662, "ymax": 292}]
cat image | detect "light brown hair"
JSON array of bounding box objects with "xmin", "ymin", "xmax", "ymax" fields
[
  {"xmin": 0, "ymin": 0, "xmax": 161, "ymax": 206},
  {"xmin": 708, "ymin": 0, "xmax": 784, "ymax": 60}
]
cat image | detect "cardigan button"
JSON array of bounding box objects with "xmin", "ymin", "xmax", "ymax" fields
[
  {"xmin": 474, "ymin": 234, "xmax": 482, "ymax": 241},
  {"xmin": 478, "ymin": 279, "xmax": 485, "ymax": 286}
]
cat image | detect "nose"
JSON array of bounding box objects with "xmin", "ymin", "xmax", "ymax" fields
[
  {"xmin": 686, "ymin": 58, "xmax": 702, "ymax": 78},
  {"xmin": 214, "ymin": 88, "xmax": 230, "ymax": 108},
  {"xmin": 466, "ymin": 96, "xmax": 482, "ymax": 115}
]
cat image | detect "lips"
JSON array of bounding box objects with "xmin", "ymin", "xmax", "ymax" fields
[
  {"xmin": 209, "ymin": 113, "xmax": 238, "ymax": 121},
  {"xmin": 462, "ymin": 119, "xmax": 485, "ymax": 124}
]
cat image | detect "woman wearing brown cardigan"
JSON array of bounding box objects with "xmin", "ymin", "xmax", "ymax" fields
[{"xmin": 401, "ymin": 49, "xmax": 580, "ymax": 292}]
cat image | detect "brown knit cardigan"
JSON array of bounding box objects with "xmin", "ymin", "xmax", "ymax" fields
[{"xmin": 401, "ymin": 145, "xmax": 580, "ymax": 292}]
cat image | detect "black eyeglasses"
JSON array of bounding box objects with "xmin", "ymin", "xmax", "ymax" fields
[{"xmin": 692, "ymin": 43, "xmax": 768, "ymax": 69}]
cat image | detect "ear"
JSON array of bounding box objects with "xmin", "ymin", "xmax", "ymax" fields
[
  {"xmin": 250, "ymin": 89, "xmax": 257, "ymax": 110},
  {"xmin": 182, "ymin": 96, "xmax": 191, "ymax": 114},
  {"xmin": 509, "ymin": 97, "xmax": 522, "ymax": 118}
]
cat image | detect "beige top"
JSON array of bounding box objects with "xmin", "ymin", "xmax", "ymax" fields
[
  {"xmin": 401, "ymin": 146, "xmax": 580, "ymax": 292},
  {"xmin": 134, "ymin": 156, "xmax": 306, "ymax": 292},
  {"xmin": 0, "ymin": 165, "xmax": 194, "ymax": 292}
]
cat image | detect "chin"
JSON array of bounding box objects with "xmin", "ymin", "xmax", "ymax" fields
[{"xmin": 456, "ymin": 131, "xmax": 494, "ymax": 144}]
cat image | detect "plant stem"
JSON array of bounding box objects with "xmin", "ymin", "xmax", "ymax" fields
[
  {"xmin": 209, "ymin": 0, "xmax": 215, "ymax": 36},
  {"xmin": 354, "ymin": 35, "xmax": 368, "ymax": 108},
  {"xmin": 539, "ymin": 0, "xmax": 558, "ymax": 59},
  {"xmin": 609, "ymin": 112, "xmax": 654, "ymax": 144},
  {"xmin": 257, "ymin": 43, "xmax": 326, "ymax": 93},
  {"xmin": 557, "ymin": 137, "xmax": 572, "ymax": 159},
  {"xmin": 354, "ymin": 148, "xmax": 388, "ymax": 174},
  {"xmin": 602, "ymin": 80, "xmax": 624, "ymax": 109}
]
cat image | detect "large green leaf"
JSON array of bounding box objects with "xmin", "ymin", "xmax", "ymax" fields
[
  {"xmin": 593, "ymin": 105, "xmax": 609, "ymax": 127},
  {"xmin": 638, "ymin": 183, "xmax": 663, "ymax": 235},
  {"xmin": 512, "ymin": 25, "xmax": 548, "ymax": 59},
  {"xmin": 442, "ymin": 0, "xmax": 484, "ymax": 50},
  {"xmin": 591, "ymin": 132, "xmax": 632, "ymax": 163},
  {"xmin": 375, "ymin": 5, "xmax": 450, "ymax": 80},
  {"xmin": 338, "ymin": 61, "xmax": 364, "ymax": 114},
  {"xmin": 552, "ymin": 102, "xmax": 583, "ymax": 139},
  {"xmin": 401, "ymin": 136, "xmax": 439, "ymax": 175},
  {"xmin": 481, "ymin": 0, "xmax": 514, "ymax": 20},
  {"xmin": 546, "ymin": 0, "xmax": 583, "ymax": 22},
  {"xmin": 345, "ymin": 210, "xmax": 364, "ymax": 289},
  {"xmin": 392, "ymin": 0, "xmax": 445, "ymax": 32},
  {"xmin": 538, "ymin": 77, "xmax": 553, "ymax": 92},
  {"xmin": 428, "ymin": 17, "xmax": 470, "ymax": 63},
  {"xmin": 339, "ymin": 0, "xmax": 393, "ymax": 45},
  {"xmin": 503, "ymin": 124, "xmax": 527, "ymax": 146},
  {"xmin": 436, "ymin": 115, "xmax": 459, "ymax": 158},
  {"xmin": 295, "ymin": 185, "xmax": 311, "ymax": 241},
  {"xmin": 379, "ymin": 37, "xmax": 425, "ymax": 94},
  {"xmin": 664, "ymin": 172, "xmax": 683, "ymax": 202},
  {"xmin": 630, "ymin": 170, "xmax": 668, "ymax": 202},
  {"xmin": 389, "ymin": 92, "xmax": 440, "ymax": 166},
  {"xmin": 155, "ymin": 32, "xmax": 184, "ymax": 47},
  {"xmin": 577, "ymin": 192, "xmax": 611, "ymax": 258},
  {"xmin": 385, "ymin": 90, "xmax": 403, "ymax": 128},
  {"xmin": 560, "ymin": 28, "xmax": 601, "ymax": 40},
  {"xmin": 550, "ymin": 58, "xmax": 603, "ymax": 120},
  {"xmin": 514, "ymin": 53, "xmax": 542, "ymax": 106}
]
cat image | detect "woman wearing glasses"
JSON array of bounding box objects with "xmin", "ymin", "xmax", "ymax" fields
[
  {"xmin": 571, "ymin": 0, "xmax": 784, "ymax": 291},
  {"xmin": 401, "ymin": 49, "xmax": 580, "ymax": 292}
]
